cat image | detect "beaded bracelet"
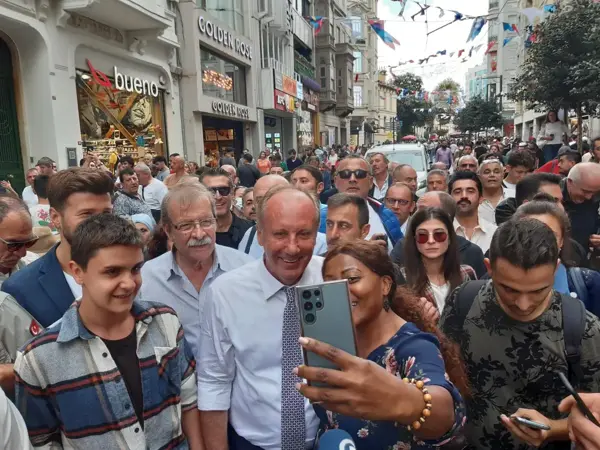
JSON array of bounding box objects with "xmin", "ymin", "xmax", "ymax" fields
[{"xmin": 402, "ymin": 378, "xmax": 433, "ymax": 431}]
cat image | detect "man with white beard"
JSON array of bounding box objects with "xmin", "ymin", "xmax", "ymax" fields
[{"xmin": 139, "ymin": 183, "xmax": 251, "ymax": 357}]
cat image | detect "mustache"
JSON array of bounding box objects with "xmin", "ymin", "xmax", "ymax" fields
[
  {"xmin": 188, "ymin": 236, "xmax": 213, "ymax": 247},
  {"xmin": 458, "ymin": 199, "xmax": 471, "ymax": 205}
]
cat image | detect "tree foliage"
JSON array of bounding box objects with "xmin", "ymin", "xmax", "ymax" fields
[
  {"xmin": 435, "ymin": 78, "xmax": 461, "ymax": 95},
  {"xmin": 454, "ymin": 96, "xmax": 502, "ymax": 133},
  {"xmin": 392, "ymin": 73, "xmax": 423, "ymax": 92},
  {"xmin": 509, "ymin": 0, "xmax": 600, "ymax": 112},
  {"xmin": 392, "ymin": 73, "xmax": 433, "ymax": 135}
]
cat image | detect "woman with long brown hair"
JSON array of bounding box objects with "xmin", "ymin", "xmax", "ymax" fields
[
  {"xmin": 316, "ymin": 240, "xmax": 468, "ymax": 449},
  {"xmin": 403, "ymin": 207, "xmax": 476, "ymax": 313}
]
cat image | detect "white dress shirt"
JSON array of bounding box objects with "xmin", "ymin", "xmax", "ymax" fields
[
  {"xmin": 139, "ymin": 178, "xmax": 168, "ymax": 210},
  {"xmin": 139, "ymin": 245, "xmax": 252, "ymax": 357},
  {"xmin": 0, "ymin": 387, "xmax": 33, "ymax": 449},
  {"xmin": 367, "ymin": 203, "xmax": 393, "ymax": 250},
  {"xmin": 479, "ymin": 187, "xmax": 511, "ymax": 225},
  {"xmin": 454, "ymin": 216, "xmax": 498, "ymax": 254},
  {"xmin": 372, "ymin": 177, "xmax": 389, "ymax": 200},
  {"xmin": 21, "ymin": 186, "xmax": 38, "ymax": 207},
  {"xmin": 238, "ymin": 228, "xmax": 328, "ymax": 259},
  {"xmin": 197, "ymin": 256, "xmax": 323, "ymax": 449}
]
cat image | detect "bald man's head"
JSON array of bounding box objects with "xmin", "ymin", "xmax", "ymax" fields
[
  {"xmin": 254, "ymin": 174, "xmax": 289, "ymax": 207},
  {"xmin": 567, "ymin": 162, "xmax": 600, "ymax": 203},
  {"xmin": 417, "ymin": 191, "xmax": 456, "ymax": 221}
]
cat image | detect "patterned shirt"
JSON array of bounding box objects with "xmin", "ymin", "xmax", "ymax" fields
[
  {"xmin": 440, "ymin": 281, "xmax": 600, "ymax": 450},
  {"xmin": 14, "ymin": 301, "xmax": 197, "ymax": 449},
  {"xmin": 113, "ymin": 191, "xmax": 152, "ymax": 217}
]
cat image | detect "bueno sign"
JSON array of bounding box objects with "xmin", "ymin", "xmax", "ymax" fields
[
  {"xmin": 211, "ymin": 100, "xmax": 250, "ymax": 119},
  {"xmin": 198, "ymin": 16, "xmax": 252, "ymax": 61}
]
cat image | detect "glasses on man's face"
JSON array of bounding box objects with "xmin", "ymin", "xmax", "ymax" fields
[
  {"xmin": 415, "ymin": 230, "xmax": 448, "ymax": 245},
  {"xmin": 173, "ymin": 218, "xmax": 216, "ymax": 232},
  {"xmin": 385, "ymin": 197, "xmax": 411, "ymax": 207},
  {"xmin": 337, "ymin": 169, "xmax": 369, "ymax": 180},
  {"xmin": 207, "ymin": 186, "xmax": 231, "ymax": 197},
  {"xmin": 0, "ymin": 236, "xmax": 39, "ymax": 252}
]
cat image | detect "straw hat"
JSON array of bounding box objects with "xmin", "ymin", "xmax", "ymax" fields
[{"xmin": 29, "ymin": 227, "xmax": 60, "ymax": 255}]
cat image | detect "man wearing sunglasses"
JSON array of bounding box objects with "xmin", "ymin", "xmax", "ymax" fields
[
  {"xmin": 0, "ymin": 197, "xmax": 40, "ymax": 287},
  {"xmin": 318, "ymin": 156, "xmax": 403, "ymax": 249},
  {"xmin": 200, "ymin": 168, "xmax": 252, "ymax": 249}
]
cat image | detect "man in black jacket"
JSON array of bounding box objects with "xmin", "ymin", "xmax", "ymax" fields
[{"xmin": 391, "ymin": 191, "xmax": 487, "ymax": 278}]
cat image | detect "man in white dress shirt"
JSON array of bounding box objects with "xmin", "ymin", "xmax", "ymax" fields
[
  {"xmin": 21, "ymin": 168, "xmax": 39, "ymax": 207},
  {"xmin": 140, "ymin": 183, "xmax": 252, "ymax": 357},
  {"xmin": 199, "ymin": 185, "xmax": 322, "ymax": 450},
  {"xmin": 449, "ymin": 170, "xmax": 497, "ymax": 254}
]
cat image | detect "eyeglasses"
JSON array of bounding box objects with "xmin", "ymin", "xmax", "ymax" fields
[
  {"xmin": 207, "ymin": 186, "xmax": 231, "ymax": 197},
  {"xmin": 0, "ymin": 236, "xmax": 39, "ymax": 252},
  {"xmin": 173, "ymin": 218, "xmax": 216, "ymax": 232},
  {"xmin": 337, "ymin": 169, "xmax": 369, "ymax": 180},
  {"xmin": 385, "ymin": 198, "xmax": 411, "ymax": 207},
  {"xmin": 415, "ymin": 230, "xmax": 448, "ymax": 245}
]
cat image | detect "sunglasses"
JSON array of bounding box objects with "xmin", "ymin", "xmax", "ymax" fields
[
  {"xmin": 208, "ymin": 186, "xmax": 231, "ymax": 197},
  {"xmin": 415, "ymin": 230, "xmax": 448, "ymax": 245},
  {"xmin": 0, "ymin": 236, "xmax": 39, "ymax": 252},
  {"xmin": 337, "ymin": 169, "xmax": 369, "ymax": 180}
]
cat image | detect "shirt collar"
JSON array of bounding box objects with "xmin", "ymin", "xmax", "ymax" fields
[
  {"xmin": 257, "ymin": 256, "xmax": 319, "ymax": 301},
  {"xmin": 56, "ymin": 301, "xmax": 151, "ymax": 343},
  {"xmin": 168, "ymin": 245, "xmax": 235, "ymax": 279},
  {"xmin": 454, "ymin": 217, "xmax": 493, "ymax": 234}
]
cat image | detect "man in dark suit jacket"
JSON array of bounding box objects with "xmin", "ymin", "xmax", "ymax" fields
[{"xmin": 2, "ymin": 168, "xmax": 114, "ymax": 327}]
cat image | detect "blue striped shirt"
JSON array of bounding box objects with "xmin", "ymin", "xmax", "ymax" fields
[{"xmin": 14, "ymin": 300, "xmax": 197, "ymax": 449}]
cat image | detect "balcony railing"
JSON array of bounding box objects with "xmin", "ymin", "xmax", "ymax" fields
[{"xmin": 294, "ymin": 52, "xmax": 315, "ymax": 79}]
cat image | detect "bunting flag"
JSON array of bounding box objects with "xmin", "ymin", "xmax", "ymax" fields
[
  {"xmin": 306, "ymin": 16, "xmax": 324, "ymax": 35},
  {"xmin": 503, "ymin": 36, "xmax": 514, "ymax": 46},
  {"xmin": 368, "ymin": 19, "xmax": 401, "ymax": 49},
  {"xmin": 485, "ymin": 40, "xmax": 496, "ymax": 54},
  {"xmin": 467, "ymin": 17, "xmax": 486, "ymax": 42},
  {"xmin": 411, "ymin": 2, "xmax": 430, "ymax": 21},
  {"xmin": 458, "ymin": 49, "xmax": 465, "ymax": 57},
  {"xmin": 502, "ymin": 22, "xmax": 520, "ymax": 33}
]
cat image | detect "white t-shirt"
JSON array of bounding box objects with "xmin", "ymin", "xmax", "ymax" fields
[
  {"xmin": 139, "ymin": 178, "xmax": 168, "ymax": 210},
  {"xmin": 29, "ymin": 204, "xmax": 58, "ymax": 233},
  {"xmin": 22, "ymin": 185, "xmax": 38, "ymax": 207},
  {"xmin": 63, "ymin": 271, "xmax": 83, "ymax": 299},
  {"xmin": 430, "ymin": 281, "xmax": 450, "ymax": 311},
  {"xmin": 503, "ymin": 181, "xmax": 516, "ymax": 199}
]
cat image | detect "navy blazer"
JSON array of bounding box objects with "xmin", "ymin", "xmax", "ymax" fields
[{"xmin": 2, "ymin": 245, "xmax": 74, "ymax": 327}]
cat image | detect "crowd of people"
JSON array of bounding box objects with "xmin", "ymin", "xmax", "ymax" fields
[{"xmin": 1, "ymin": 136, "xmax": 600, "ymax": 450}]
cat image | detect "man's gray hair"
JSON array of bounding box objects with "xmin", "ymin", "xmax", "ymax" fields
[
  {"xmin": 478, "ymin": 158, "xmax": 504, "ymax": 173},
  {"xmin": 568, "ymin": 162, "xmax": 600, "ymax": 184},
  {"xmin": 458, "ymin": 155, "xmax": 478, "ymax": 166},
  {"xmin": 256, "ymin": 185, "xmax": 319, "ymax": 231},
  {"xmin": 0, "ymin": 196, "xmax": 30, "ymax": 225},
  {"xmin": 337, "ymin": 155, "xmax": 373, "ymax": 175},
  {"xmin": 368, "ymin": 152, "xmax": 389, "ymax": 164},
  {"xmin": 427, "ymin": 169, "xmax": 448, "ymax": 181},
  {"xmin": 134, "ymin": 163, "xmax": 151, "ymax": 174},
  {"xmin": 161, "ymin": 183, "xmax": 216, "ymax": 227}
]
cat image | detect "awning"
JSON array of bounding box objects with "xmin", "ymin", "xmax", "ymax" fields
[{"xmin": 301, "ymin": 76, "xmax": 321, "ymax": 92}]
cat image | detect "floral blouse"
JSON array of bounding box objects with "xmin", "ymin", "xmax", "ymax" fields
[{"xmin": 314, "ymin": 323, "xmax": 466, "ymax": 450}]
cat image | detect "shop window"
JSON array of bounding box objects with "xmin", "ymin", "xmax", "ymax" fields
[
  {"xmin": 201, "ymin": 47, "xmax": 247, "ymax": 105},
  {"xmin": 203, "ymin": 0, "xmax": 244, "ymax": 34},
  {"xmin": 75, "ymin": 70, "xmax": 167, "ymax": 169}
]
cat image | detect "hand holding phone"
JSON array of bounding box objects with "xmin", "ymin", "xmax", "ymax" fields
[
  {"xmin": 500, "ymin": 409, "xmax": 553, "ymax": 447},
  {"xmin": 512, "ymin": 416, "xmax": 551, "ymax": 431}
]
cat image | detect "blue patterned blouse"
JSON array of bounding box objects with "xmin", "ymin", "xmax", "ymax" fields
[{"xmin": 314, "ymin": 322, "xmax": 466, "ymax": 450}]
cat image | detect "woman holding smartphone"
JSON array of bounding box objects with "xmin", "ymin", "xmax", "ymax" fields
[
  {"xmin": 402, "ymin": 208, "xmax": 476, "ymax": 314},
  {"xmin": 313, "ymin": 240, "xmax": 468, "ymax": 449},
  {"xmin": 537, "ymin": 110, "xmax": 569, "ymax": 164}
]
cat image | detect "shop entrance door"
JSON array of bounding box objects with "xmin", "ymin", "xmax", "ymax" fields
[{"xmin": 0, "ymin": 37, "xmax": 24, "ymax": 193}]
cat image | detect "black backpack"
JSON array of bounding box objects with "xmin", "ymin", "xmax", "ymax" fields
[{"xmin": 454, "ymin": 280, "xmax": 587, "ymax": 387}]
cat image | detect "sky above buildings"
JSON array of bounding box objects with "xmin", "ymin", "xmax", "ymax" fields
[{"xmin": 376, "ymin": 0, "xmax": 489, "ymax": 90}]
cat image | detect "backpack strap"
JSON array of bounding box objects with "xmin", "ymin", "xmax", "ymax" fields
[
  {"xmin": 560, "ymin": 293, "xmax": 586, "ymax": 387},
  {"xmin": 244, "ymin": 226, "xmax": 257, "ymax": 255},
  {"xmin": 454, "ymin": 280, "xmax": 487, "ymax": 330},
  {"xmin": 568, "ymin": 267, "xmax": 589, "ymax": 305}
]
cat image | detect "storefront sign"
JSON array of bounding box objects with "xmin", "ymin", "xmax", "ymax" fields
[
  {"xmin": 282, "ymin": 75, "xmax": 297, "ymax": 97},
  {"xmin": 274, "ymin": 71, "xmax": 284, "ymax": 92},
  {"xmin": 86, "ymin": 59, "xmax": 159, "ymax": 97},
  {"xmin": 198, "ymin": 16, "xmax": 253, "ymax": 60},
  {"xmin": 296, "ymin": 83, "xmax": 304, "ymax": 102},
  {"xmin": 211, "ymin": 100, "xmax": 250, "ymax": 119},
  {"xmin": 303, "ymin": 88, "xmax": 320, "ymax": 112},
  {"xmin": 274, "ymin": 90, "xmax": 296, "ymax": 113}
]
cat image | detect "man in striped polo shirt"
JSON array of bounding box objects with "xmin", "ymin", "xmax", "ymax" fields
[{"xmin": 13, "ymin": 214, "xmax": 203, "ymax": 449}]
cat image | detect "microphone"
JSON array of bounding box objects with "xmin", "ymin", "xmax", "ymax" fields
[{"xmin": 316, "ymin": 429, "xmax": 357, "ymax": 450}]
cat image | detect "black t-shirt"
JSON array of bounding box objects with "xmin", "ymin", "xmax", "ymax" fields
[
  {"xmin": 237, "ymin": 164, "xmax": 261, "ymax": 187},
  {"xmin": 216, "ymin": 213, "xmax": 252, "ymax": 249},
  {"xmin": 286, "ymin": 157, "xmax": 303, "ymax": 171},
  {"xmin": 103, "ymin": 328, "xmax": 144, "ymax": 427}
]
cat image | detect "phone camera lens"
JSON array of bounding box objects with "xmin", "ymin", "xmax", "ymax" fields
[
  {"xmin": 305, "ymin": 313, "xmax": 315, "ymax": 323},
  {"xmin": 303, "ymin": 302, "xmax": 313, "ymax": 311},
  {"xmin": 314, "ymin": 290, "xmax": 321, "ymax": 297},
  {"xmin": 302, "ymin": 290, "xmax": 312, "ymax": 299},
  {"xmin": 315, "ymin": 301, "xmax": 323, "ymax": 309}
]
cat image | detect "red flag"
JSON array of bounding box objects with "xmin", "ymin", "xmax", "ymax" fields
[
  {"xmin": 485, "ymin": 41, "xmax": 496, "ymax": 54},
  {"xmin": 458, "ymin": 49, "xmax": 465, "ymax": 57},
  {"xmin": 355, "ymin": 73, "xmax": 359, "ymax": 82}
]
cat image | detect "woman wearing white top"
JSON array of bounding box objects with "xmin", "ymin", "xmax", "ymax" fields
[
  {"xmin": 537, "ymin": 110, "xmax": 569, "ymax": 164},
  {"xmin": 401, "ymin": 207, "xmax": 476, "ymax": 315}
]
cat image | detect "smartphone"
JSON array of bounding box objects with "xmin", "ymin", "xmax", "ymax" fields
[
  {"xmin": 296, "ymin": 280, "xmax": 358, "ymax": 386},
  {"xmin": 557, "ymin": 371, "xmax": 600, "ymax": 427},
  {"xmin": 512, "ymin": 416, "xmax": 551, "ymax": 431}
]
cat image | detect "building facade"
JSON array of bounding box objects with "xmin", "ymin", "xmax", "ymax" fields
[
  {"xmin": 0, "ymin": 0, "xmax": 182, "ymax": 191},
  {"xmin": 180, "ymin": 1, "xmax": 260, "ymax": 165},
  {"xmin": 348, "ymin": 0, "xmax": 377, "ymax": 147},
  {"xmin": 375, "ymin": 71, "xmax": 397, "ymax": 144},
  {"xmin": 464, "ymin": 63, "xmax": 489, "ymax": 102}
]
